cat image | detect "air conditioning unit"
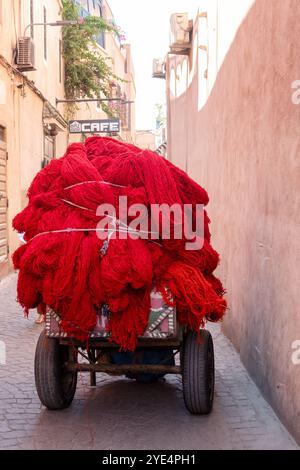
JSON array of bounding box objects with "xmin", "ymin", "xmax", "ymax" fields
[
  {"xmin": 169, "ymin": 13, "xmax": 192, "ymax": 55},
  {"xmin": 16, "ymin": 37, "xmax": 36, "ymax": 71},
  {"xmin": 152, "ymin": 59, "xmax": 166, "ymax": 79}
]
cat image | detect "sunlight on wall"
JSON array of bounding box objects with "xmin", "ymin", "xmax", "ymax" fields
[
  {"xmin": 196, "ymin": 0, "xmax": 255, "ymax": 111},
  {"xmin": 0, "ymin": 79, "xmax": 6, "ymax": 105}
]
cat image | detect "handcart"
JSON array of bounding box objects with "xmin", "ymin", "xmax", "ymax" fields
[{"xmin": 34, "ymin": 289, "xmax": 215, "ymax": 415}]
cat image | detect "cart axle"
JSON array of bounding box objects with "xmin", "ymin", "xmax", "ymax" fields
[{"xmin": 65, "ymin": 362, "xmax": 182, "ymax": 375}]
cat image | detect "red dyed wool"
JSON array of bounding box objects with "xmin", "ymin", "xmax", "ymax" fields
[{"xmin": 12, "ymin": 137, "xmax": 227, "ymax": 350}]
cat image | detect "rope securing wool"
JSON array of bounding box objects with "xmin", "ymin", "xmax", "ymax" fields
[{"xmin": 12, "ymin": 136, "xmax": 227, "ymax": 351}]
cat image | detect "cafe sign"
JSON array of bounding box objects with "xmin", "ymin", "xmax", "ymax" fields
[{"xmin": 69, "ymin": 118, "xmax": 120, "ymax": 134}]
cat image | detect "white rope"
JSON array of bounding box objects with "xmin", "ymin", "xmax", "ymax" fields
[
  {"xmin": 101, "ymin": 181, "xmax": 126, "ymax": 188},
  {"xmin": 61, "ymin": 197, "xmax": 186, "ymax": 229},
  {"xmin": 30, "ymin": 226, "xmax": 129, "ymax": 240},
  {"xmin": 64, "ymin": 180, "xmax": 126, "ymax": 190},
  {"xmin": 27, "ymin": 188, "xmax": 163, "ymax": 245},
  {"xmin": 104, "ymin": 214, "xmax": 159, "ymax": 236},
  {"xmin": 27, "ymin": 228, "xmax": 163, "ymax": 249},
  {"xmin": 60, "ymin": 199, "xmax": 160, "ymax": 237},
  {"xmin": 60, "ymin": 199, "xmax": 94, "ymax": 212},
  {"xmin": 29, "ymin": 223, "xmax": 162, "ymax": 244}
]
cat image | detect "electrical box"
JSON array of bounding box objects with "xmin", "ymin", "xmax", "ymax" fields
[
  {"xmin": 169, "ymin": 13, "xmax": 192, "ymax": 55},
  {"xmin": 152, "ymin": 59, "xmax": 166, "ymax": 79},
  {"xmin": 16, "ymin": 37, "xmax": 36, "ymax": 72}
]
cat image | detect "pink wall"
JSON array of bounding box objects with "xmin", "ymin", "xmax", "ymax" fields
[{"xmin": 167, "ymin": 0, "xmax": 300, "ymax": 442}]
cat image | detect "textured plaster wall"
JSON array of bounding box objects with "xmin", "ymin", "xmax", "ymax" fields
[
  {"xmin": 0, "ymin": 0, "xmax": 68, "ymax": 264},
  {"xmin": 167, "ymin": 0, "xmax": 300, "ymax": 443}
]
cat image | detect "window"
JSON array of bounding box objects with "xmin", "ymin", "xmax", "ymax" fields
[
  {"xmin": 77, "ymin": 1, "xmax": 90, "ymax": 18},
  {"xmin": 75, "ymin": 1, "xmax": 105, "ymax": 48},
  {"xmin": 0, "ymin": 125, "xmax": 5, "ymax": 142},
  {"xmin": 127, "ymin": 101, "xmax": 131, "ymax": 132},
  {"xmin": 43, "ymin": 7, "xmax": 47, "ymax": 60},
  {"xmin": 98, "ymin": 1, "xmax": 103, "ymax": 18},
  {"xmin": 120, "ymin": 94, "xmax": 130, "ymax": 131},
  {"xmin": 30, "ymin": 0, "xmax": 34, "ymax": 38},
  {"xmin": 120, "ymin": 93, "xmax": 126, "ymax": 130},
  {"xmin": 43, "ymin": 134, "xmax": 55, "ymax": 168},
  {"xmin": 59, "ymin": 39, "xmax": 62, "ymax": 83},
  {"xmin": 97, "ymin": 1, "xmax": 105, "ymax": 48}
]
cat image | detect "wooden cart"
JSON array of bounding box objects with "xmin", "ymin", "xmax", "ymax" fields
[{"xmin": 34, "ymin": 290, "xmax": 215, "ymax": 414}]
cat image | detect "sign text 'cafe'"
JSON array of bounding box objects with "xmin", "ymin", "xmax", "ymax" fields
[{"xmin": 69, "ymin": 119, "xmax": 120, "ymax": 134}]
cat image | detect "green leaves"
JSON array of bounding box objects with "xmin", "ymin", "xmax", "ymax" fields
[{"xmin": 61, "ymin": 0, "xmax": 120, "ymax": 116}]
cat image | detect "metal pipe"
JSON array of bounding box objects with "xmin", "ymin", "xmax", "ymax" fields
[
  {"xmin": 24, "ymin": 20, "xmax": 82, "ymax": 36},
  {"xmin": 55, "ymin": 98, "xmax": 135, "ymax": 105},
  {"xmin": 56, "ymin": 98, "xmax": 122, "ymax": 105},
  {"xmin": 65, "ymin": 363, "xmax": 182, "ymax": 375}
]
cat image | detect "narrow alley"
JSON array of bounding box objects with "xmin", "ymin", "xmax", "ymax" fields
[
  {"xmin": 1, "ymin": 0, "xmax": 300, "ymax": 455},
  {"xmin": 0, "ymin": 274, "xmax": 297, "ymax": 450}
]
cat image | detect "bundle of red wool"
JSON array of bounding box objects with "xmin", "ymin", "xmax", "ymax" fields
[{"xmin": 12, "ymin": 136, "xmax": 227, "ymax": 350}]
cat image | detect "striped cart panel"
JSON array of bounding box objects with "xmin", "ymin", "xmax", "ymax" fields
[{"xmin": 46, "ymin": 288, "xmax": 177, "ymax": 340}]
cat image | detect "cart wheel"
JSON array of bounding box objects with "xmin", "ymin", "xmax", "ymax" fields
[
  {"xmin": 34, "ymin": 330, "xmax": 77, "ymax": 410},
  {"xmin": 182, "ymin": 329, "xmax": 214, "ymax": 415}
]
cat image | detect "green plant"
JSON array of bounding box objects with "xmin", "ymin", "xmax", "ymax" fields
[
  {"xmin": 61, "ymin": 0, "xmax": 120, "ymax": 118},
  {"xmin": 155, "ymin": 103, "xmax": 167, "ymax": 128}
]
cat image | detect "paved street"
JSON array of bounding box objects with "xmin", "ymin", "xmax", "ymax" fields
[{"xmin": 0, "ymin": 273, "xmax": 298, "ymax": 450}]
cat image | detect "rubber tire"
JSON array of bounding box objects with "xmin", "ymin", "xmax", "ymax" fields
[
  {"xmin": 34, "ymin": 330, "xmax": 77, "ymax": 410},
  {"xmin": 182, "ymin": 329, "xmax": 215, "ymax": 415}
]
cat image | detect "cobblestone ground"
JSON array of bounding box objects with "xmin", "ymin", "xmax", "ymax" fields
[{"xmin": 0, "ymin": 273, "xmax": 298, "ymax": 450}]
